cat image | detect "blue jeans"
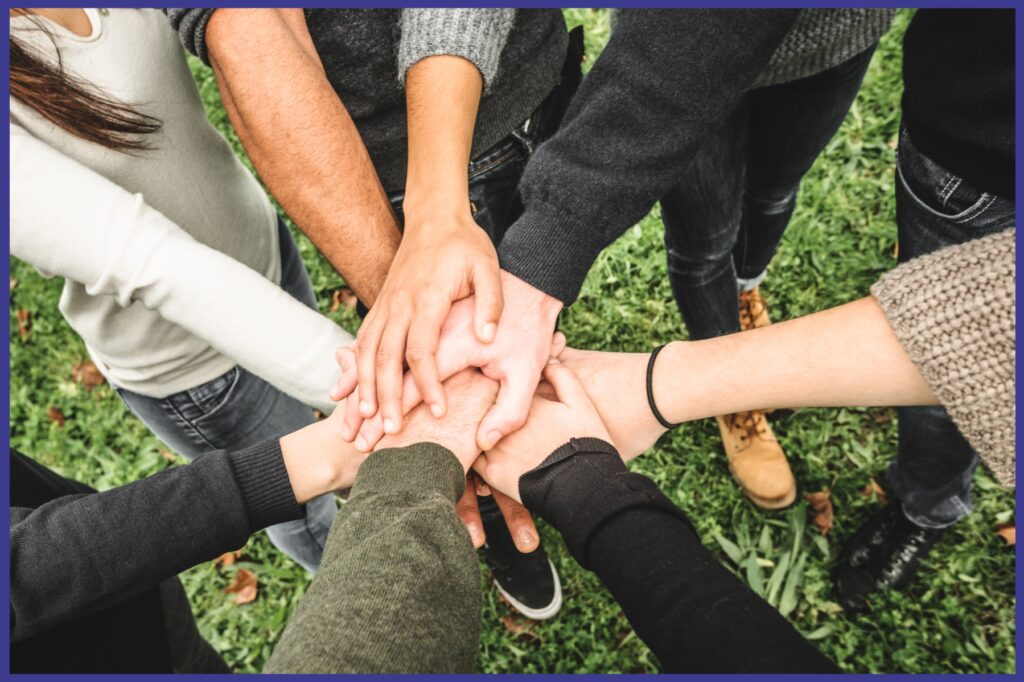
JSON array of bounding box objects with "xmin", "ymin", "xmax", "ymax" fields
[
  {"xmin": 887, "ymin": 128, "xmax": 1015, "ymax": 529},
  {"xmin": 117, "ymin": 219, "xmax": 337, "ymax": 572},
  {"xmin": 661, "ymin": 47, "xmax": 875, "ymax": 340}
]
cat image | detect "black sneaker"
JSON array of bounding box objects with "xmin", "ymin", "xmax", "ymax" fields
[
  {"xmin": 481, "ymin": 511, "xmax": 562, "ymax": 620},
  {"xmin": 834, "ymin": 501, "xmax": 945, "ymax": 613}
]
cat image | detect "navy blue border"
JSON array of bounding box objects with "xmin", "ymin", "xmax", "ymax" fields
[{"xmin": 2, "ymin": 1, "xmax": 1019, "ymax": 679}]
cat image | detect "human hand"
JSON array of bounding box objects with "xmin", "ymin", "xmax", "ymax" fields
[
  {"xmin": 335, "ymin": 271, "xmax": 564, "ymax": 452},
  {"xmin": 375, "ymin": 368, "xmax": 498, "ymax": 472},
  {"xmin": 349, "ymin": 216, "xmax": 502, "ymax": 435},
  {"xmin": 278, "ymin": 399, "xmax": 368, "ymax": 504},
  {"xmin": 555, "ymin": 344, "xmax": 670, "ymax": 460},
  {"xmin": 472, "ymin": 358, "xmax": 611, "ymax": 503},
  {"xmin": 453, "ymin": 473, "xmax": 540, "ymax": 552}
]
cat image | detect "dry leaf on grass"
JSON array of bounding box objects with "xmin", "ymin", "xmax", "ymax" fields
[
  {"xmin": 223, "ymin": 568, "xmax": 258, "ymax": 604},
  {"xmin": 71, "ymin": 360, "xmax": 105, "ymax": 388},
  {"xmin": 860, "ymin": 478, "xmax": 888, "ymax": 505},
  {"xmin": 160, "ymin": 449, "xmax": 177, "ymax": 463},
  {"xmin": 996, "ymin": 524, "xmax": 1015, "ymax": 546},
  {"xmin": 214, "ymin": 550, "xmax": 243, "ymax": 568},
  {"xmin": 501, "ymin": 615, "xmax": 536, "ymax": 639},
  {"xmin": 47, "ymin": 407, "xmax": 66, "ymax": 427},
  {"xmin": 329, "ymin": 288, "xmax": 358, "ymax": 313},
  {"xmin": 805, "ymin": 489, "xmax": 834, "ymax": 536},
  {"xmin": 17, "ymin": 309, "xmax": 30, "ymax": 339}
]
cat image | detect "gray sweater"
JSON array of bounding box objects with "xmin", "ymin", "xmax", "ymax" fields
[{"xmin": 167, "ymin": 8, "xmax": 568, "ymax": 192}]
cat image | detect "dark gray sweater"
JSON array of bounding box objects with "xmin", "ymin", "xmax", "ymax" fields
[{"xmin": 168, "ymin": 8, "xmax": 568, "ymax": 192}]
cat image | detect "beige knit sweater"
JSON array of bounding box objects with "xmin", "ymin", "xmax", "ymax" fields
[{"xmin": 871, "ymin": 229, "xmax": 1016, "ymax": 487}]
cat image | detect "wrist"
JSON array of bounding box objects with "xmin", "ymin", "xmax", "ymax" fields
[
  {"xmin": 654, "ymin": 340, "xmax": 696, "ymax": 425},
  {"xmin": 501, "ymin": 269, "xmax": 563, "ymax": 322},
  {"xmin": 280, "ymin": 418, "xmax": 366, "ymax": 504},
  {"xmin": 402, "ymin": 186, "xmax": 471, "ymax": 223}
]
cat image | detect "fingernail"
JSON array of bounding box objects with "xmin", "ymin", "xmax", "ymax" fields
[
  {"xmin": 518, "ymin": 530, "xmax": 538, "ymax": 550},
  {"xmin": 383, "ymin": 418, "xmax": 396, "ymax": 434},
  {"xmin": 481, "ymin": 322, "xmax": 496, "ymax": 342},
  {"xmin": 355, "ymin": 436, "xmax": 367, "ymax": 451},
  {"xmin": 430, "ymin": 403, "xmax": 444, "ymax": 418},
  {"xmin": 360, "ymin": 400, "xmax": 372, "ymax": 416}
]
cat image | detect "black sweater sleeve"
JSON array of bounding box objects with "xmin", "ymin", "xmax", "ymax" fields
[
  {"xmin": 9, "ymin": 441, "xmax": 302, "ymax": 641},
  {"xmin": 520, "ymin": 438, "xmax": 837, "ymax": 674},
  {"xmin": 497, "ymin": 9, "xmax": 799, "ymax": 305}
]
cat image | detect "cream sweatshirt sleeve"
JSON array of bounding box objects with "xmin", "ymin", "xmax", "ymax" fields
[{"xmin": 9, "ymin": 123, "xmax": 351, "ymax": 414}]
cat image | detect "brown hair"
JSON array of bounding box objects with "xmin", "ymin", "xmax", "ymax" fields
[{"xmin": 10, "ymin": 12, "xmax": 161, "ymax": 152}]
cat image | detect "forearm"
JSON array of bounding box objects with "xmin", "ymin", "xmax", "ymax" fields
[
  {"xmin": 10, "ymin": 441, "xmax": 300, "ymax": 640},
  {"xmin": 403, "ymin": 55, "xmax": 481, "ymax": 219},
  {"xmin": 206, "ymin": 8, "xmax": 400, "ymax": 306},
  {"xmin": 265, "ymin": 444, "xmax": 480, "ymax": 674},
  {"xmin": 520, "ymin": 440, "xmax": 836, "ymax": 673},
  {"xmin": 655, "ymin": 297, "xmax": 937, "ymax": 423}
]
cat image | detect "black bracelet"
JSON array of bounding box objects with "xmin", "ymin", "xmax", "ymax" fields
[{"xmin": 646, "ymin": 344, "xmax": 680, "ymax": 430}]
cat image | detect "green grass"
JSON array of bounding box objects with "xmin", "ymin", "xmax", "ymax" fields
[{"xmin": 8, "ymin": 9, "xmax": 1014, "ymax": 674}]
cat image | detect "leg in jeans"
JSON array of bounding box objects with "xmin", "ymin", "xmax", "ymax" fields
[
  {"xmin": 887, "ymin": 128, "xmax": 1015, "ymax": 528},
  {"xmin": 117, "ymin": 219, "xmax": 337, "ymax": 572},
  {"xmin": 662, "ymin": 46, "xmax": 877, "ymax": 340}
]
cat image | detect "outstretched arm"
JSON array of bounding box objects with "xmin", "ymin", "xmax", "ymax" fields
[{"xmin": 181, "ymin": 8, "xmax": 402, "ymax": 306}]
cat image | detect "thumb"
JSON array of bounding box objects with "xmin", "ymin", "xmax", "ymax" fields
[
  {"xmin": 476, "ymin": 373, "xmax": 535, "ymax": 451},
  {"xmin": 472, "ymin": 262, "xmax": 504, "ymax": 344},
  {"xmin": 542, "ymin": 358, "xmax": 590, "ymax": 408}
]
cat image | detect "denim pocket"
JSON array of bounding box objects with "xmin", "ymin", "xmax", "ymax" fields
[
  {"xmin": 184, "ymin": 366, "xmax": 241, "ymax": 423},
  {"xmin": 896, "ymin": 130, "xmax": 996, "ymax": 224}
]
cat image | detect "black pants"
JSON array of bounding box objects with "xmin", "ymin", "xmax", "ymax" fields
[{"xmin": 660, "ymin": 46, "xmax": 875, "ymax": 340}]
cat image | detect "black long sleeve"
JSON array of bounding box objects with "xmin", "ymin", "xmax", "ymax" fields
[
  {"xmin": 521, "ymin": 438, "xmax": 837, "ymax": 674},
  {"xmin": 497, "ymin": 9, "xmax": 799, "ymax": 305},
  {"xmin": 10, "ymin": 441, "xmax": 303, "ymax": 640}
]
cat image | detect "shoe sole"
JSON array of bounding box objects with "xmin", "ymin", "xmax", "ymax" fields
[
  {"xmin": 493, "ymin": 558, "xmax": 563, "ymax": 621},
  {"xmin": 732, "ymin": 471, "xmax": 797, "ymax": 510}
]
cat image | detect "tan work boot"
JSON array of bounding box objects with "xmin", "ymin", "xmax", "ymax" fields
[
  {"xmin": 716, "ymin": 410, "xmax": 796, "ymax": 509},
  {"xmin": 739, "ymin": 286, "xmax": 771, "ymax": 331}
]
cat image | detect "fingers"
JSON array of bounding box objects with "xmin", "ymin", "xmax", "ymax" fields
[
  {"xmin": 375, "ymin": 313, "xmax": 412, "ymax": 434},
  {"xmin": 549, "ymin": 331, "xmax": 568, "ymax": 358},
  {"xmin": 354, "ymin": 413, "xmax": 385, "ymax": 452},
  {"xmin": 406, "ymin": 296, "xmax": 449, "ymax": 419},
  {"xmin": 355, "ymin": 313, "xmax": 383, "ymax": 419},
  {"xmin": 473, "ymin": 261, "xmax": 503, "ymax": 344},
  {"xmin": 542, "ymin": 358, "xmax": 589, "ymax": 408},
  {"xmin": 342, "ymin": 388, "xmax": 364, "ymax": 441},
  {"xmin": 493, "ymin": 488, "xmax": 538, "ymax": 551},
  {"xmin": 477, "ymin": 372, "xmax": 536, "ymax": 451},
  {"xmin": 455, "ymin": 475, "xmax": 485, "ymax": 548},
  {"xmin": 329, "ymin": 345, "xmax": 358, "ymax": 401}
]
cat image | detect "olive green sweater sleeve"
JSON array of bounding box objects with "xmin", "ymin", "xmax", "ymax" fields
[{"xmin": 264, "ymin": 443, "xmax": 480, "ymax": 674}]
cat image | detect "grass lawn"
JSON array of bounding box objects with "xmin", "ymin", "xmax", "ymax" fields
[{"xmin": 8, "ymin": 9, "xmax": 1015, "ymax": 674}]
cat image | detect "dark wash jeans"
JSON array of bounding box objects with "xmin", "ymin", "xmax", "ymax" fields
[
  {"xmin": 385, "ymin": 28, "xmax": 583, "ymax": 526},
  {"xmin": 661, "ymin": 46, "xmax": 876, "ymax": 341},
  {"xmin": 887, "ymin": 128, "xmax": 1015, "ymax": 529}
]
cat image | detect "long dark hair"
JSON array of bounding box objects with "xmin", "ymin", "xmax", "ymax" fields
[{"xmin": 10, "ymin": 11, "xmax": 161, "ymax": 152}]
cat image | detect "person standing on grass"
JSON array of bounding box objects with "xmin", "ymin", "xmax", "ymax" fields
[
  {"xmin": 167, "ymin": 7, "xmax": 583, "ymax": 621},
  {"xmin": 9, "ymin": 7, "xmax": 351, "ymax": 572}
]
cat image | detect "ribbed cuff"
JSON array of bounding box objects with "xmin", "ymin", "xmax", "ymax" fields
[
  {"xmin": 498, "ymin": 201, "xmax": 609, "ymax": 305},
  {"xmin": 397, "ymin": 9, "xmax": 514, "ymax": 90},
  {"xmin": 352, "ymin": 443, "xmax": 466, "ymax": 504},
  {"xmin": 164, "ymin": 8, "xmax": 216, "ymax": 65},
  {"xmin": 520, "ymin": 438, "xmax": 691, "ymax": 567},
  {"xmin": 226, "ymin": 439, "xmax": 303, "ymax": 533}
]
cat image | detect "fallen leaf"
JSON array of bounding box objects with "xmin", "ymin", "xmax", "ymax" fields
[
  {"xmin": 805, "ymin": 489, "xmax": 834, "ymax": 536},
  {"xmin": 859, "ymin": 478, "xmax": 888, "ymax": 505},
  {"xmin": 17, "ymin": 309, "xmax": 30, "ymax": 339},
  {"xmin": 160, "ymin": 449, "xmax": 177, "ymax": 463},
  {"xmin": 47, "ymin": 407, "xmax": 65, "ymax": 427},
  {"xmin": 501, "ymin": 615, "xmax": 536, "ymax": 639},
  {"xmin": 214, "ymin": 550, "xmax": 243, "ymax": 568},
  {"xmin": 329, "ymin": 288, "xmax": 358, "ymax": 313},
  {"xmin": 9, "ymin": 276, "xmax": 17, "ymax": 292},
  {"xmin": 996, "ymin": 524, "xmax": 1015, "ymax": 546},
  {"xmin": 223, "ymin": 568, "xmax": 258, "ymax": 604},
  {"xmin": 71, "ymin": 360, "xmax": 105, "ymax": 388}
]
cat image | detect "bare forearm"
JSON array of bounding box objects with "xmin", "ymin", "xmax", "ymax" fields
[
  {"xmin": 403, "ymin": 55, "xmax": 482, "ymax": 218},
  {"xmin": 206, "ymin": 8, "xmax": 400, "ymax": 306},
  {"xmin": 656, "ymin": 297, "xmax": 937, "ymax": 422}
]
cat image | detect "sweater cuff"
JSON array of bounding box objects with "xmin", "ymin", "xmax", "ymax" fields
[
  {"xmin": 398, "ymin": 9, "xmax": 515, "ymax": 91},
  {"xmin": 226, "ymin": 439, "xmax": 303, "ymax": 533},
  {"xmin": 352, "ymin": 443, "xmax": 467, "ymax": 504},
  {"xmin": 520, "ymin": 438, "xmax": 691, "ymax": 567},
  {"xmin": 164, "ymin": 8, "xmax": 216, "ymax": 65},
  {"xmin": 498, "ymin": 202, "xmax": 608, "ymax": 306}
]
